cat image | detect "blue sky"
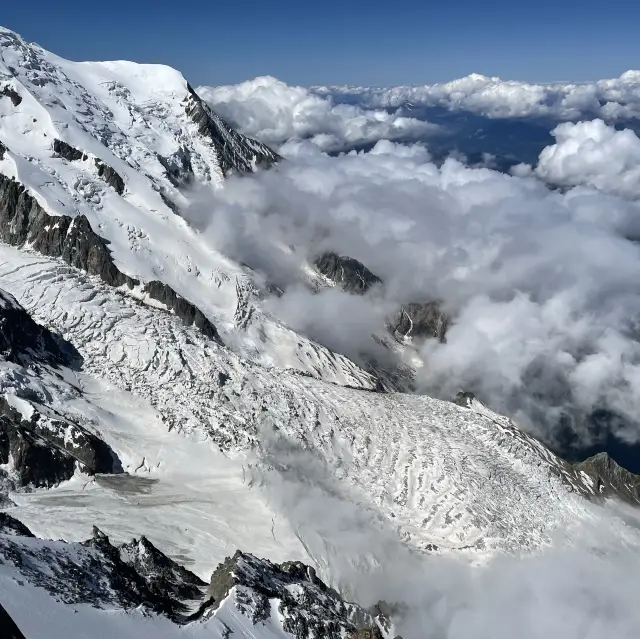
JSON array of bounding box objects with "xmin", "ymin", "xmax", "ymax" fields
[{"xmin": 2, "ymin": 0, "xmax": 639, "ymax": 86}]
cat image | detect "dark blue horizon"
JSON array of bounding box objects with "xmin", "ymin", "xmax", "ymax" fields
[{"xmin": 2, "ymin": 1, "xmax": 639, "ymax": 87}]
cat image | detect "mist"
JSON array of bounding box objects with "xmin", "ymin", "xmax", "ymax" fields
[{"xmin": 250, "ymin": 433, "xmax": 640, "ymax": 639}]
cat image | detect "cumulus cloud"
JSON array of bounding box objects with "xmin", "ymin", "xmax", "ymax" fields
[
  {"xmin": 197, "ymin": 76, "xmax": 437, "ymax": 151},
  {"xmin": 531, "ymin": 119, "xmax": 640, "ymax": 198},
  {"xmin": 314, "ymin": 70, "xmax": 640, "ymax": 121}
]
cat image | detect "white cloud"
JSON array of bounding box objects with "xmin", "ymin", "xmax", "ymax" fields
[
  {"xmin": 314, "ymin": 70, "xmax": 640, "ymax": 121},
  {"xmin": 197, "ymin": 76, "xmax": 437, "ymax": 151},
  {"xmin": 183, "ymin": 122, "xmax": 640, "ymax": 451},
  {"xmin": 532, "ymin": 120, "xmax": 640, "ymax": 198}
]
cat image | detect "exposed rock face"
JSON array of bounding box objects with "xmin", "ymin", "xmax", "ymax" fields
[
  {"xmin": 0, "ymin": 395, "xmax": 122, "ymax": 489},
  {"xmin": 315, "ymin": 252, "xmax": 383, "ymax": 294},
  {"xmin": 143, "ymin": 280, "xmax": 221, "ymax": 342},
  {"xmin": 390, "ymin": 302, "xmax": 448, "ymax": 342},
  {"xmin": 158, "ymin": 147, "xmax": 194, "ymax": 187},
  {"xmin": 95, "ymin": 158, "xmax": 125, "ymax": 194},
  {"xmin": 0, "ymin": 139, "xmax": 6, "ymax": 160},
  {"xmin": 185, "ymin": 84, "xmax": 281, "ymax": 176},
  {"xmin": 204, "ymin": 550, "xmax": 391, "ymax": 638},
  {"xmin": 0, "ymin": 523, "xmax": 206, "ymax": 620},
  {"xmin": 119, "ymin": 535, "xmax": 206, "ymax": 602},
  {"xmin": 53, "ymin": 139, "xmax": 125, "ymax": 194},
  {"xmin": 0, "ymin": 521, "xmax": 394, "ymax": 635},
  {"xmin": 0, "ymin": 288, "xmax": 74, "ymax": 366},
  {"xmin": 574, "ymin": 452, "xmax": 640, "ymax": 505},
  {"xmin": 0, "ymin": 512, "xmax": 35, "ymax": 537},
  {"xmin": 0, "ymin": 84, "xmax": 22, "ymax": 106},
  {"xmin": 53, "ymin": 138, "xmax": 87, "ymax": 162},
  {"xmin": 0, "ymin": 173, "xmax": 220, "ymax": 341}
]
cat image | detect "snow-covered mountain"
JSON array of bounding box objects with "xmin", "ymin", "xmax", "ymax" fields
[{"xmin": 2, "ymin": 25, "xmax": 640, "ymax": 639}]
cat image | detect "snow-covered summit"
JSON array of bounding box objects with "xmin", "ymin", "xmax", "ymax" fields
[{"xmin": 0, "ymin": 25, "xmax": 379, "ymax": 388}]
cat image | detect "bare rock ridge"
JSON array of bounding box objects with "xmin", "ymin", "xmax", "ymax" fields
[
  {"xmin": 390, "ymin": 301, "xmax": 448, "ymax": 342},
  {"xmin": 185, "ymin": 83, "xmax": 281, "ymax": 175},
  {"xmin": 0, "ymin": 394, "xmax": 122, "ymax": 489},
  {"xmin": 0, "ymin": 83, "xmax": 22, "ymax": 106},
  {"xmin": 203, "ymin": 550, "xmax": 391, "ymax": 638},
  {"xmin": 574, "ymin": 451, "xmax": 640, "ymax": 505},
  {"xmin": 0, "ymin": 514, "xmax": 396, "ymax": 635},
  {"xmin": 0, "ymin": 172, "xmax": 220, "ymax": 342},
  {"xmin": 315, "ymin": 251, "xmax": 383, "ymax": 294},
  {"xmin": 0, "ymin": 288, "xmax": 73, "ymax": 367}
]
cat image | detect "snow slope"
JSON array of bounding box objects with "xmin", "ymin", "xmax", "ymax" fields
[{"xmin": 0, "ymin": 26, "xmax": 376, "ymax": 389}]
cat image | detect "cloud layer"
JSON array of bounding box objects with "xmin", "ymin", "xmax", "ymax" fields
[
  {"xmin": 186, "ymin": 121, "xmax": 640, "ymax": 454},
  {"xmin": 198, "ymin": 76, "xmax": 437, "ymax": 151},
  {"xmin": 315, "ymin": 71, "xmax": 640, "ymax": 120}
]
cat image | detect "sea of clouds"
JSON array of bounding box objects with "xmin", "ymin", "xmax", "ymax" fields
[{"xmin": 190, "ymin": 89, "xmax": 640, "ymax": 453}]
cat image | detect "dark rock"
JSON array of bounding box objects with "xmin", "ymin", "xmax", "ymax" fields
[
  {"xmin": 0, "ymin": 602, "xmax": 27, "ymax": 639},
  {"xmin": 315, "ymin": 252, "xmax": 383, "ymax": 294},
  {"xmin": 574, "ymin": 452, "xmax": 640, "ymax": 505},
  {"xmin": 158, "ymin": 147, "xmax": 194, "ymax": 187},
  {"xmin": 454, "ymin": 392, "xmax": 477, "ymax": 408},
  {"xmin": 185, "ymin": 85, "xmax": 281, "ymax": 176},
  {"xmin": 0, "ymin": 139, "xmax": 6, "ymax": 161},
  {"xmin": 0, "ymin": 512, "xmax": 34, "ymax": 537},
  {"xmin": 0, "ymin": 396, "xmax": 122, "ymax": 488},
  {"xmin": 0, "ymin": 288, "xmax": 77, "ymax": 367},
  {"xmin": 52, "ymin": 139, "xmax": 125, "ymax": 194},
  {"xmin": 94, "ymin": 159, "xmax": 125, "ymax": 195},
  {"xmin": 53, "ymin": 138, "xmax": 87, "ymax": 162},
  {"xmin": 119, "ymin": 535, "xmax": 206, "ymax": 602},
  {"xmin": 204, "ymin": 550, "xmax": 391, "ymax": 637},
  {"xmin": 0, "ymin": 416, "xmax": 76, "ymax": 487},
  {"xmin": 390, "ymin": 301, "xmax": 448, "ymax": 342},
  {"xmin": 0, "ymin": 84, "xmax": 22, "ymax": 106},
  {"xmin": 142, "ymin": 280, "xmax": 221, "ymax": 342}
]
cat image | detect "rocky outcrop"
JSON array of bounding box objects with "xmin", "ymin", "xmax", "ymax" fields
[
  {"xmin": 142, "ymin": 280, "xmax": 220, "ymax": 341},
  {"xmin": 0, "ymin": 288, "xmax": 76, "ymax": 366},
  {"xmin": 119, "ymin": 535, "xmax": 206, "ymax": 602},
  {"xmin": 390, "ymin": 302, "xmax": 448, "ymax": 342},
  {"xmin": 0, "ymin": 173, "xmax": 220, "ymax": 341},
  {"xmin": 315, "ymin": 252, "xmax": 383, "ymax": 294},
  {"xmin": 53, "ymin": 139, "xmax": 126, "ymax": 194},
  {"xmin": 0, "ymin": 512, "xmax": 35, "ymax": 537},
  {"xmin": 94, "ymin": 159, "xmax": 125, "ymax": 194},
  {"xmin": 0, "ymin": 139, "xmax": 6, "ymax": 161},
  {"xmin": 0, "ymin": 395, "xmax": 122, "ymax": 489},
  {"xmin": 0, "ymin": 84, "xmax": 22, "ymax": 106},
  {"xmin": 53, "ymin": 138, "xmax": 87, "ymax": 162},
  {"xmin": 157, "ymin": 147, "xmax": 194, "ymax": 187},
  {"xmin": 203, "ymin": 550, "xmax": 391, "ymax": 638},
  {"xmin": 0, "ymin": 523, "xmax": 206, "ymax": 620},
  {"xmin": 185, "ymin": 84, "xmax": 281, "ymax": 176},
  {"xmin": 574, "ymin": 452, "xmax": 640, "ymax": 505}
]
